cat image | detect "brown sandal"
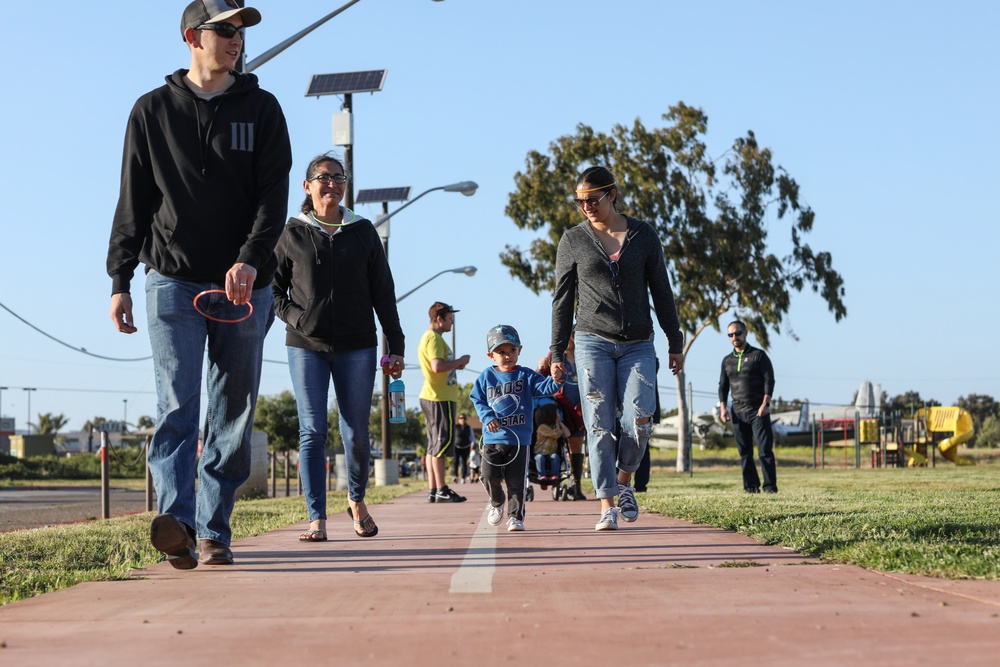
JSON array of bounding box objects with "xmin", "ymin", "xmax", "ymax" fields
[{"xmin": 347, "ymin": 507, "xmax": 378, "ymax": 538}]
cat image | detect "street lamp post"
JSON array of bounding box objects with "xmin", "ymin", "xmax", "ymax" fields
[
  {"xmin": 23, "ymin": 388, "xmax": 35, "ymax": 435},
  {"xmin": 240, "ymin": 0, "xmax": 446, "ymax": 73},
  {"xmin": 357, "ymin": 183, "xmax": 478, "ymax": 473},
  {"xmin": 0, "ymin": 386, "xmax": 6, "ymax": 419},
  {"xmin": 123, "ymin": 399, "xmax": 128, "ymax": 435}
]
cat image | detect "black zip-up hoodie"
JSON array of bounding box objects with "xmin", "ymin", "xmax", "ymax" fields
[
  {"xmin": 272, "ymin": 213, "xmax": 405, "ymax": 356},
  {"xmin": 107, "ymin": 70, "xmax": 292, "ymax": 294}
]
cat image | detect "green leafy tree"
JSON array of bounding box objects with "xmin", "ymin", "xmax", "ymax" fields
[
  {"xmin": 253, "ymin": 391, "xmax": 300, "ymax": 453},
  {"xmin": 503, "ymin": 102, "xmax": 847, "ymax": 470},
  {"xmin": 956, "ymin": 394, "xmax": 999, "ymax": 426},
  {"xmin": 35, "ymin": 413, "xmax": 68, "ymax": 436},
  {"xmin": 887, "ymin": 391, "xmax": 940, "ymax": 417},
  {"xmin": 136, "ymin": 415, "xmax": 155, "ymax": 430},
  {"xmin": 976, "ymin": 415, "xmax": 1000, "ymax": 449}
]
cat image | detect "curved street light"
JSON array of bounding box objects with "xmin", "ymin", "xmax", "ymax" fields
[
  {"xmin": 243, "ymin": 0, "xmax": 448, "ymax": 73},
  {"xmin": 372, "ymin": 181, "xmax": 479, "ymax": 235},
  {"xmin": 395, "ymin": 266, "xmax": 477, "ymax": 303}
]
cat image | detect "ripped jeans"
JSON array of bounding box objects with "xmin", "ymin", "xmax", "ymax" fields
[{"xmin": 574, "ymin": 333, "xmax": 657, "ymax": 500}]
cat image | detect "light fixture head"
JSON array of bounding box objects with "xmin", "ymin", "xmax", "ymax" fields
[
  {"xmin": 443, "ymin": 181, "xmax": 479, "ymax": 197},
  {"xmin": 461, "ymin": 266, "xmax": 477, "ymax": 276}
]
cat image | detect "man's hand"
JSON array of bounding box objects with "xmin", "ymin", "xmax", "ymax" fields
[
  {"xmin": 551, "ymin": 361, "xmax": 565, "ymax": 382},
  {"xmin": 110, "ymin": 293, "xmax": 137, "ymax": 334},
  {"xmin": 719, "ymin": 404, "xmax": 730, "ymax": 423},
  {"xmin": 455, "ymin": 354, "xmax": 470, "ymax": 370},
  {"xmin": 225, "ymin": 262, "xmax": 257, "ymax": 306}
]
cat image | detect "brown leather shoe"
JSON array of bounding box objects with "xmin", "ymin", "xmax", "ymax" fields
[
  {"xmin": 197, "ymin": 539, "xmax": 234, "ymax": 565},
  {"xmin": 150, "ymin": 514, "xmax": 198, "ymax": 570}
]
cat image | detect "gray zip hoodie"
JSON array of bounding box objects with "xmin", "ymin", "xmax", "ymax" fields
[{"xmin": 550, "ymin": 216, "xmax": 683, "ymax": 363}]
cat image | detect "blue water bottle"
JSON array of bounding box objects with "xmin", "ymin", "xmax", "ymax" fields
[{"xmin": 388, "ymin": 378, "xmax": 406, "ymax": 423}]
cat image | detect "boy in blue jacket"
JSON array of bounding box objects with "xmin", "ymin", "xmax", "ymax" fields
[{"xmin": 470, "ymin": 325, "xmax": 561, "ymax": 531}]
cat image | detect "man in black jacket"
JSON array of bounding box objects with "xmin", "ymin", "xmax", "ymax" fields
[
  {"xmin": 106, "ymin": 0, "xmax": 291, "ymax": 569},
  {"xmin": 718, "ymin": 320, "xmax": 777, "ymax": 493}
]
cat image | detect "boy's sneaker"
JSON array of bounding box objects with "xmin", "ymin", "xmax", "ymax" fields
[
  {"xmin": 506, "ymin": 517, "xmax": 525, "ymax": 532},
  {"xmin": 434, "ymin": 486, "xmax": 467, "ymax": 503},
  {"xmin": 617, "ymin": 483, "xmax": 639, "ymax": 522},
  {"xmin": 487, "ymin": 505, "xmax": 503, "ymax": 526},
  {"xmin": 428, "ymin": 489, "xmax": 437, "ymax": 503},
  {"xmin": 595, "ymin": 507, "xmax": 619, "ymax": 531}
]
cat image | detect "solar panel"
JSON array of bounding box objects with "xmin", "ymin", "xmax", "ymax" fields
[
  {"xmin": 306, "ymin": 70, "xmax": 387, "ymax": 97},
  {"xmin": 356, "ymin": 187, "xmax": 411, "ymax": 204}
]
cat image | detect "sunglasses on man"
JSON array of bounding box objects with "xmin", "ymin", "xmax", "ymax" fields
[{"xmin": 197, "ymin": 23, "xmax": 245, "ymax": 40}]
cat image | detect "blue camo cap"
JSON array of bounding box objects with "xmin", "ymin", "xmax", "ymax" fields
[{"xmin": 487, "ymin": 324, "xmax": 521, "ymax": 353}]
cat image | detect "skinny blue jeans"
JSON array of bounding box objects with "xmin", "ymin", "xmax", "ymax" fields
[
  {"xmin": 145, "ymin": 270, "xmax": 273, "ymax": 545},
  {"xmin": 574, "ymin": 333, "xmax": 657, "ymax": 500},
  {"xmin": 287, "ymin": 345, "xmax": 377, "ymax": 520}
]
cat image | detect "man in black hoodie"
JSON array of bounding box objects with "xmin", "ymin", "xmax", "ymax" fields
[{"xmin": 106, "ymin": 0, "xmax": 292, "ymax": 569}]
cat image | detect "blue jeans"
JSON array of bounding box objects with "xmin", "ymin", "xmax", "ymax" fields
[
  {"xmin": 574, "ymin": 333, "xmax": 657, "ymax": 500},
  {"xmin": 145, "ymin": 270, "xmax": 273, "ymax": 545},
  {"xmin": 535, "ymin": 453, "xmax": 560, "ymax": 477},
  {"xmin": 287, "ymin": 345, "xmax": 377, "ymax": 519}
]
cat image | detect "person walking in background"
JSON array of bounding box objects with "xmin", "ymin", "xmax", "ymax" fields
[
  {"xmin": 634, "ymin": 355, "xmax": 662, "ymax": 493},
  {"xmin": 550, "ymin": 166, "xmax": 684, "ymax": 531},
  {"xmin": 537, "ymin": 330, "xmax": 587, "ymax": 500},
  {"xmin": 453, "ymin": 413, "xmax": 474, "ymax": 483},
  {"xmin": 418, "ymin": 302, "xmax": 471, "ymax": 503},
  {"xmin": 107, "ymin": 0, "xmax": 291, "ymax": 568},
  {"xmin": 272, "ymin": 153, "xmax": 404, "ymax": 541},
  {"xmin": 718, "ymin": 320, "xmax": 777, "ymax": 493},
  {"xmin": 470, "ymin": 325, "xmax": 562, "ymax": 531}
]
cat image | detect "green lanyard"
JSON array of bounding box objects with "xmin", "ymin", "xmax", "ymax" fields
[{"xmin": 734, "ymin": 348, "xmax": 745, "ymax": 372}]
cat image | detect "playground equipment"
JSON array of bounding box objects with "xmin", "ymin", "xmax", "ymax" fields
[{"xmin": 902, "ymin": 407, "xmax": 975, "ymax": 467}]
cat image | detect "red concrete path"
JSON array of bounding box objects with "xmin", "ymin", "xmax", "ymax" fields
[{"xmin": 2, "ymin": 487, "xmax": 1000, "ymax": 666}]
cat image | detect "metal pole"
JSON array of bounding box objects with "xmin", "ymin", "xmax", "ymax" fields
[
  {"xmin": 380, "ymin": 201, "xmax": 392, "ymax": 462},
  {"xmin": 23, "ymin": 388, "xmax": 35, "ymax": 434},
  {"xmin": 100, "ymin": 431, "xmax": 110, "ymax": 520},
  {"xmin": 244, "ymin": 0, "xmax": 364, "ymax": 72},
  {"xmin": 270, "ymin": 451, "xmax": 276, "ymax": 498},
  {"xmin": 343, "ymin": 93, "xmax": 354, "ymax": 210},
  {"xmin": 687, "ymin": 382, "xmax": 693, "ymax": 477}
]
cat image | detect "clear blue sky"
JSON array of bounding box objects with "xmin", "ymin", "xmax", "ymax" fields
[{"xmin": 1, "ymin": 1, "xmax": 997, "ymax": 432}]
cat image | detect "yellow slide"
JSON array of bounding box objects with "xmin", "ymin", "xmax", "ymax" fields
[{"xmin": 914, "ymin": 407, "xmax": 976, "ymax": 466}]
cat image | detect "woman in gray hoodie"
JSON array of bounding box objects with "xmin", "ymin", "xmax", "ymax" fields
[{"xmin": 549, "ymin": 166, "xmax": 684, "ymax": 531}]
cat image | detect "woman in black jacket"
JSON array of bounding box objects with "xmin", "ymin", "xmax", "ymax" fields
[{"xmin": 273, "ymin": 153, "xmax": 405, "ymax": 541}]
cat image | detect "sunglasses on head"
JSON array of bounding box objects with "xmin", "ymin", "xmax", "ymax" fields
[
  {"xmin": 608, "ymin": 260, "xmax": 621, "ymax": 290},
  {"xmin": 197, "ymin": 23, "xmax": 245, "ymax": 39},
  {"xmin": 727, "ymin": 330, "xmax": 745, "ymax": 337}
]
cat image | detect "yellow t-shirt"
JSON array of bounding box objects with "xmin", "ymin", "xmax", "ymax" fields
[{"xmin": 418, "ymin": 328, "xmax": 459, "ymax": 402}]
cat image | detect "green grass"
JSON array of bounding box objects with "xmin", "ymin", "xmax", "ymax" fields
[
  {"xmin": 0, "ymin": 482, "xmax": 416, "ymax": 605},
  {"xmin": 4, "ymin": 446, "xmax": 1000, "ymax": 606},
  {"xmin": 642, "ymin": 446, "xmax": 1000, "ymax": 580}
]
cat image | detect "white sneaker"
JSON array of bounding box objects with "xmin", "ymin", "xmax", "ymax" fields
[
  {"xmin": 506, "ymin": 517, "xmax": 525, "ymax": 532},
  {"xmin": 595, "ymin": 507, "xmax": 619, "ymax": 531},
  {"xmin": 487, "ymin": 504, "xmax": 503, "ymax": 526}
]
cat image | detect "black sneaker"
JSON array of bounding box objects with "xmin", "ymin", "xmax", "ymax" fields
[
  {"xmin": 428, "ymin": 489, "xmax": 437, "ymax": 503},
  {"xmin": 434, "ymin": 486, "xmax": 467, "ymax": 503}
]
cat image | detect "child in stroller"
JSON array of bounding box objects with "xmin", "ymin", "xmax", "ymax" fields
[{"xmin": 527, "ymin": 402, "xmax": 572, "ymax": 501}]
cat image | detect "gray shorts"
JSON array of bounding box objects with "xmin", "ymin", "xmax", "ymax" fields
[{"xmin": 420, "ymin": 399, "xmax": 455, "ymax": 458}]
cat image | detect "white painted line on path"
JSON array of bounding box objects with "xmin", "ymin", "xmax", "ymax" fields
[{"xmin": 449, "ymin": 508, "xmax": 497, "ymax": 594}]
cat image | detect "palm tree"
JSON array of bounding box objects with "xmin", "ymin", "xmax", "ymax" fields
[
  {"xmin": 36, "ymin": 413, "xmax": 68, "ymax": 436},
  {"xmin": 82, "ymin": 416, "xmax": 108, "ymax": 453}
]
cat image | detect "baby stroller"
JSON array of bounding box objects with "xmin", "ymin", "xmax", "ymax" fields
[{"xmin": 526, "ymin": 401, "xmax": 574, "ymax": 501}]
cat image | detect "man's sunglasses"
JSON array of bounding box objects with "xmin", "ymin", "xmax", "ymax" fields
[
  {"xmin": 727, "ymin": 330, "xmax": 745, "ymax": 337},
  {"xmin": 197, "ymin": 23, "xmax": 245, "ymax": 39}
]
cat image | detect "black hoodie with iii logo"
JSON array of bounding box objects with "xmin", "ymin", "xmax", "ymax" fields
[{"xmin": 107, "ymin": 69, "xmax": 292, "ymax": 294}]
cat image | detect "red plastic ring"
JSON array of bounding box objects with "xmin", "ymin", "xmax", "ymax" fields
[{"xmin": 193, "ymin": 289, "xmax": 254, "ymax": 323}]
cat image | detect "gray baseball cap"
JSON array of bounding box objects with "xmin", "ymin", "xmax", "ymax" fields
[
  {"xmin": 181, "ymin": 0, "xmax": 261, "ymax": 37},
  {"xmin": 487, "ymin": 325, "xmax": 521, "ymax": 354}
]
